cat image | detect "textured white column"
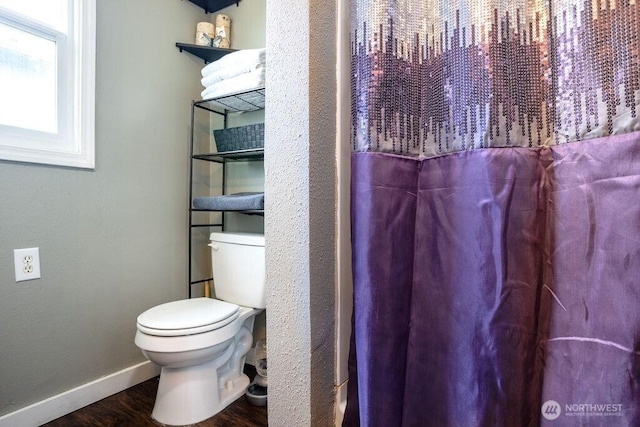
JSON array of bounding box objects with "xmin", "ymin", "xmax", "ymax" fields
[{"xmin": 265, "ymin": 0, "xmax": 337, "ymax": 425}]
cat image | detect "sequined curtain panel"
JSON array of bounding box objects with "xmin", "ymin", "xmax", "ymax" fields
[{"xmin": 351, "ymin": 0, "xmax": 640, "ymax": 157}]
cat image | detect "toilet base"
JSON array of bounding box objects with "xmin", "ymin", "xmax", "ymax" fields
[
  {"xmin": 151, "ymin": 357, "xmax": 251, "ymax": 426},
  {"xmin": 136, "ymin": 307, "xmax": 259, "ymax": 426}
]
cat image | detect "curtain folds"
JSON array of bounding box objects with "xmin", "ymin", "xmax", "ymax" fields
[{"xmin": 345, "ymin": 133, "xmax": 640, "ymax": 426}]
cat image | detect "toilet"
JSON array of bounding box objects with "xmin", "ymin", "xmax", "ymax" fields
[{"xmin": 135, "ymin": 232, "xmax": 265, "ymax": 426}]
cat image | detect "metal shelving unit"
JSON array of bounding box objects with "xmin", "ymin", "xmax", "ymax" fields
[{"xmin": 188, "ymin": 88, "xmax": 265, "ymax": 297}]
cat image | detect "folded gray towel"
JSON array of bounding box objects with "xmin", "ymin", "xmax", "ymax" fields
[{"xmin": 192, "ymin": 192, "xmax": 264, "ymax": 211}]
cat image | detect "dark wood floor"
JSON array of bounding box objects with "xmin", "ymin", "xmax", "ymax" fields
[{"xmin": 42, "ymin": 371, "xmax": 267, "ymax": 427}]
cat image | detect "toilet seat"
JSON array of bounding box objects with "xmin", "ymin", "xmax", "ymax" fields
[{"xmin": 137, "ymin": 298, "xmax": 239, "ymax": 337}]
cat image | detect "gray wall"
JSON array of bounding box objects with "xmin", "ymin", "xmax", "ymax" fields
[{"xmin": 0, "ymin": 0, "xmax": 206, "ymax": 415}]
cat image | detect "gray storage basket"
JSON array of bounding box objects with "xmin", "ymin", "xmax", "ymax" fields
[{"xmin": 213, "ymin": 123, "xmax": 264, "ymax": 152}]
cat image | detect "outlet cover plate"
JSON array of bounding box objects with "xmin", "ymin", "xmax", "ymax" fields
[{"xmin": 14, "ymin": 247, "xmax": 41, "ymax": 282}]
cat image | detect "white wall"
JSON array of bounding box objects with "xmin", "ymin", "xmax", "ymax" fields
[{"xmin": 0, "ymin": 0, "xmax": 206, "ymax": 417}]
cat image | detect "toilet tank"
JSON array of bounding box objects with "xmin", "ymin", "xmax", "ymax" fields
[{"xmin": 209, "ymin": 232, "xmax": 265, "ymax": 309}]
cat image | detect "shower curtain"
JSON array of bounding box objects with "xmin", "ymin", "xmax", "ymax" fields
[{"xmin": 344, "ymin": 1, "xmax": 640, "ymax": 426}]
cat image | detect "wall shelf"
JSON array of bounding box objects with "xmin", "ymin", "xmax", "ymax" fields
[
  {"xmin": 193, "ymin": 148, "xmax": 264, "ymax": 163},
  {"xmin": 187, "ymin": 0, "xmax": 240, "ymax": 14},
  {"xmin": 195, "ymin": 88, "xmax": 266, "ymax": 113},
  {"xmin": 191, "ymin": 208, "xmax": 264, "ymax": 215},
  {"xmin": 176, "ymin": 43, "xmax": 235, "ymax": 63}
]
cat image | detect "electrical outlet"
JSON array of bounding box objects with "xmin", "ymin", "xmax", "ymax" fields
[{"xmin": 14, "ymin": 247, "xmax": 41, "ymax": 282}]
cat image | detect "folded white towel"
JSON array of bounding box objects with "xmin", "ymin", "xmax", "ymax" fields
[
  {"xmin": 201, "ymin": 68, "xmax": 265, "ymax": 100},
  {"xmin": 202, "ymin": 63, "xmax": 264, "ymax": 88},
  {"xmin": 201, "ymin": 48, "xmax": 266, "ymax": 78}
]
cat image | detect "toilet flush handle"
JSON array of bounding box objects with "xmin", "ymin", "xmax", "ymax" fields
[{"xmin": 208, "ymin": 243, "xmax": 219, "ymax": 251}]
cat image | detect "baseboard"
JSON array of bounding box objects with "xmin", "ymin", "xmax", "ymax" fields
[{"xmin": 0, "ymin": 361, "xmax": 160, "ymax": 427}]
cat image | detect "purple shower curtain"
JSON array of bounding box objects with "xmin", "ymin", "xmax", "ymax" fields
[{"xmin": 344, "ymin": 1, "xmax": 640, "ymax": 426}]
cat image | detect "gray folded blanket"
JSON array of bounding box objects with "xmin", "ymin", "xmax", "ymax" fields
[{"xmin": 192, "ymin": 192, "xmax": 264, "ymax": 211}]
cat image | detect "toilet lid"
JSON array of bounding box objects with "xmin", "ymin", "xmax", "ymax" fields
[{"xmin": 137, "ymin": 298, "xmax": 239, "ymax": 336}]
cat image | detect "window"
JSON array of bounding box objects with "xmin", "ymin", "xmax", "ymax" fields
[{"xmin": 0, "ymin": 0, "xmax": 95, "ymax": 169}]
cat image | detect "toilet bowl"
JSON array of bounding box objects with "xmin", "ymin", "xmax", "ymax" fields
[{"xmin": 135, "ymin": 232, "xmax": 265, "ymax": 426}]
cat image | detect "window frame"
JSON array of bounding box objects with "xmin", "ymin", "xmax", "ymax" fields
[{"xmin": 0, "ymin": 0, "xmax": 95, "ymax": 169}]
